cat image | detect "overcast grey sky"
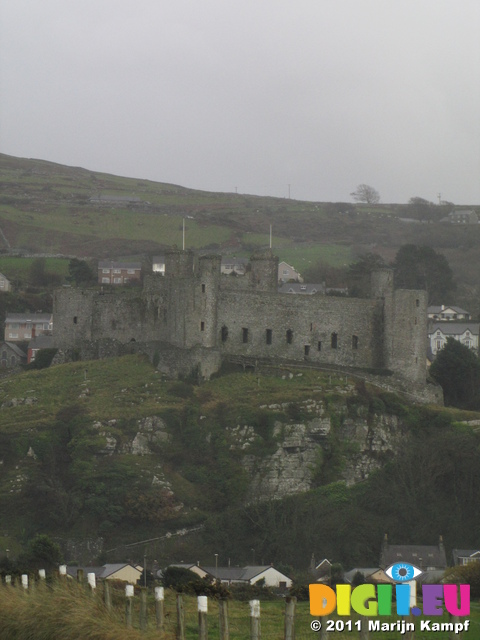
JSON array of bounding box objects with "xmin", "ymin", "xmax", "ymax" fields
[{"xmin": 1, "ymin": 0, "xmax": 479, "ymax": 204}]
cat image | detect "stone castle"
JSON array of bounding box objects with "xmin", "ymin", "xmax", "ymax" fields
[{"xmin": 53, "ymin": 249, "xmax": 434, "ymax": 400}]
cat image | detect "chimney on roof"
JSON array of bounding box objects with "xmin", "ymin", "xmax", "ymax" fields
[{"xmin": 31, "ymin": 325, "xmax": 36, "ymax": 339}]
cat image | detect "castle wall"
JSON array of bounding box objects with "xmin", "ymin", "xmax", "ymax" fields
[
  {"xmin": 53, "ymin": 251, "xmax": 428, "ymax": 388},
  {"xmin": 217, "ymin": 290, "xmax": 381, "ymax": 369}
]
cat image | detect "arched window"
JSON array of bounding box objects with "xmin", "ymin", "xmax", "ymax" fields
[
  {"xmin": 286, "ymin": 329, "xmax": 293, "ymax": 344},
  {"xmin": 221, "ymin": 326, "xmax": 228, "ymax": 342},
  {"xmin": 331, "ymin": 333, "xmax": 338, "ymax": 349}
]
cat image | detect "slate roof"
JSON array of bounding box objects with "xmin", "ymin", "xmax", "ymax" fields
[
  {"xmin": 380, "ymin": 542, "xmax": 447, "ymax": 570},
  {"xmin": 452, "ymin": 549, "xmax": 480, "ymax": 565},
  {"xmin": 428, "ymin": 322, "xmax": 479, "ymax": 336},
  {"xmin": 98, "ymin": 261, "xmax": 141, "ymax": 270},
  {"xmin": 29, "ymin": 335, "xmax": 56, "ymax": 350},
  {"xmin": 5, "ymin": 313, "xmax": 52, "ymax": 323},
  {"xmin": 66, "ymin": 563, "xmax": 141, "ymax": 580},
  {"xmin": 428, "ymin": 305, "xmax": 469, "ymax": 315},
  {"xmin": 0, "ymin": 342, "xmax": 27, "ymax": 358}
]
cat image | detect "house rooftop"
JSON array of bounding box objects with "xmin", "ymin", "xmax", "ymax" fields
[
  {"xmin": 428, "ymin": 322, "xmax": 479, "ymax": 335},
  {"xmin": 5, "ymin": 313, "xmax": 52, "ymax": 323},
  {"xmin": 98, "ymin": 261, "xmax": 142, "ymax": 270}
]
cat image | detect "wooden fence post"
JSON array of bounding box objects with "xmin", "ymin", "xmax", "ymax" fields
[
  {"xmin": 140, "ymin": 587, "xmax": 148, "ymax": 631},
  {"xmin": 284, "ymin": 596, "xmax": 296, "ymax": 640},
  {"xmin": 319, "ymin": 616, "xmax": 328, "ymax": 640},
  {"xmin": 59, "ymin": 565, "xmax": 67, "ymax": 580},
  {"xmin": 218, "ymin": 598, "xmax": 229, "ymax": 640},
  {"xmin": 249, "ymin": 599, "xmax": 260, "ymax": 640},
  {"xmin": 155, "ymin": 586, "xmax": 165, "ymax": 630},
  {"xmin": 125, "ymin": 584, "xmax": 134, "ymax": 628},
  {"xmin": 176, "ymin": 593, "xmax": 185, "ymax": 640},
  {"xmin": 359, "ymin": 618, "xmax": 369, "ymax": 640},
  {"xmin": 198, "ymin": 595, "xmax": 208, "ymax": 640},
  {"xmin": 5, "ymin": 575, "xmax": 12, "ymax": 586},
  {"xmin": 77, "ymin": 569, "xmax": 84, "ymax": 583},
  {"xmin": 104, "ymin": 580, "xmax": 112, "ymax": 611}
]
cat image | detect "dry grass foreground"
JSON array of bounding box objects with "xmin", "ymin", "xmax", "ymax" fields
[{"xmin": 0, "ymin": 579, "xmax": 172, "ymax": 640}]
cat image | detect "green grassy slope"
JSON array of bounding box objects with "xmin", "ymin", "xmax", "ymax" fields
[{"xmin": 1, "ymin": 355, "xmax": 480, "ymax": 570}]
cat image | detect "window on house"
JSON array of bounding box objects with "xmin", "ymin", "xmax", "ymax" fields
[
  {"xmin": 221, "ymin": 326, "xmax": 228, "ymax": 342},
  {"xmin": 242, "ymin": 328, "xmax": 248, "ymax": 343},
  {"xmin": 0, "ymin": 282, "xmax": 4, "ymax": 288},
  {"xmin": 266, "ymin": 329, "xmax": 272, "ymax": 345},
  {"xmin": 317, "ymin": 341, "xmax": 322, "ymax": 351},
  {"xmin": 102, "ymin": 269, "xmax": 110, "ymax": 274},
  {"xmin": 201, "ymin": 321, "xmax": 205, "ymax": 331},
  {"xmin": 331, "ymin": 332, "xmax": 338, "ymax": 349},
  {"xmin": 304, "ymin": 345, "xmax": 310, "ymax": 357},
  {"xmin": 113, "ymin": 269, "xmax": 121, "ymax": 274},
  {"xmin": 286, "ymin": 329, "xmax": 293, "ymax": 344},
  {"xmin": 127, "ymin": 269, "xmax": 135, "ymax": 274},
  {"xmin": 202, "ymin": 284, "xmax": 206, "ymax": 293},
  {"xmin": 352, "ymin": 335, "xmax": 358, "ymax": 349},
  {"xmin": 102, "ymin": 278, "xmax": 109, "ymax": 283},
  {"xmin": 113, "ymin": 277, "xmax": 122, "ymax": 284},
  {"xmin": 73, "ymin": 316, "xmax": 77, "ymax": 324}
]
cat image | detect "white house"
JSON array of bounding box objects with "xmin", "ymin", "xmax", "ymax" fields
[
  {"xmin": 278, "ymin": 261, "xmax": 303, "ymax": 283},
  {"xmin": 152, "ymin": 256, "xmax": 165, "ymax": 275},
  {"xmin": 0, "ymin": 273, "xmax": 12, "ymax": 292},
  {"xmin": 427, "ymin": 305, "xmax": 471, "ymax": 321},
  {"xmin": 428, "ymin": 322, "xmax": 479, "ymax": 356},
  {"xmin": 179, "ymin": 564, "xmax": 292, "ymax": 589}
]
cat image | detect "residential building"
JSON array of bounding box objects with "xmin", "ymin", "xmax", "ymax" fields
[
  {"xmin": 427, "ymin": 305, "xmax": 471, "ymax": 321},
  {"xmin": 0, "ymin": 342, "xmax": 27, "ymax": 368},
  {"xmin": 173, "ymin": 563, "xmax": 292, "ymax": 589},
  {"xmin": 98, "ymin": 261, "xmax": 142, "ymax": 285},
  {"xmin": 152, "ymin": 256, "xmax": 165, "ymax": 275},
  {"xmin": 4, "ymin": 313, "xmax": 53, "ymax": 343},
  {"xmin": 66, "ymin": 563, "xmax": 143, "ymax": 583},
  {"xmin": 443, "ymin": 210, "xmax": 478, "ymax": 224},
  {"xmin": 452, "ymin": 549, "xmax": 480, "ymax": 566},
  {"xmin": 380, "ymin": 534, "xmax": 447, "ymax": 572},
  {"xmin": 428, "ymin": 322, "xmax": 479, "ymax": 355},
  {"xmin": 27, "ymin": 334, "xmax": 56, "ymax": 364},
  {"xmin": 278, "ymin": 261, "xmax": 303, "ymax": 283},
  {"xmin": 343, "ymin": 568, "xmax": 394, "ymax": 585},
  {"xmin": 0, "ymin": 273, "xmax": 12, "ymax": 292}
]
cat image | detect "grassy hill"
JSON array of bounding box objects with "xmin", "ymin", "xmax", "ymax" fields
[
  {"xmin": 1, "ymin": 354, "xmax": 480, "ymax": 570},
  {"xmin": 2, "ymin": 153, "xmax": 480, "ymax": 305}
]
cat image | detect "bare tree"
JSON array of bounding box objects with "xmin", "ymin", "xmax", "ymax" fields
[{"xmin": 350, "ymin": 184, "xmax": 380, "ymax": 204}]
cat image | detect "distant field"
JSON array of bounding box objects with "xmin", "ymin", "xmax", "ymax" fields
[
  {"xmin": 278, "ymin": 244, "xmax": 353, "ymax": 271},
  {"xmin": 0, "ymin": 256, "xmax": 70, "ymax": 280}
]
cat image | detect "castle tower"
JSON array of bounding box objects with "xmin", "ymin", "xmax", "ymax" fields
[
  {"xmin": 164, "ymin": 249, "xmax": 194, "ymax": 278},
  {"xmin": 163, "ymin": 249, "xmax": 195, "ymax": 347},
  {"xmin": 249, "ymin": 250, "xmax": 279, "ymax": 292},
  {"xmin": 197, "ymin": 255, "xmax": 221, "ymax": 348}
]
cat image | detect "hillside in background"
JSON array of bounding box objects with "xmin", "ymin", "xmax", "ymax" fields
[
  {"xmin": 1, "ymin": 153, "xmax": 480, "ymax": 312},
  {"xmin": 1, "ymin": 355, "xmax": 479, "ymax": 571}
]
